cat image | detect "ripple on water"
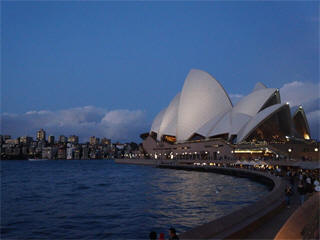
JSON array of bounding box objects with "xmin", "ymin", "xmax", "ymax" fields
[
  {"xmin": 214, "ymin": 200, "xmax": 254, "ymax": 205},
  {"xmin": 1, "ymin": 160, "xmax": 270, "ymax": 239}
]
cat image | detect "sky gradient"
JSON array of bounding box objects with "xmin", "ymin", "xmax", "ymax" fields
[{"xmin": 1, "ymin": 1, "xmax": 319, "ymax": 142}]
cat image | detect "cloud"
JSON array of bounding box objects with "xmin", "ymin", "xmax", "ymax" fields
[
  {"xmin": 309, "ymin": 16, "xmax": 320, "ymax": 23},
  {"xmin": 306, "ymin": 110, "xmax": 320, "ymax": 140},
  {"xmin": 280, "ymin": 81, "xmax": 319, "ymax": 107},
  {"xmin": 0, "ymin": 106, "xmax": 148, "ymax": 142}
]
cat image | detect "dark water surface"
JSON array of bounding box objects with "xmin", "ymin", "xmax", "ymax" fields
[{"xmin": 1, "ymin": 160, "xmax": 269, "ymax": 239}]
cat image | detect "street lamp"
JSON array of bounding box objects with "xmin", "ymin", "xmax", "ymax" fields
[
  {"xmin": 315, "ymin": 148, "xmax": 319, "ymax": 152},
  {"xmin": 288, "ymin": 148, "xmax": 292, "ymax": 160}
]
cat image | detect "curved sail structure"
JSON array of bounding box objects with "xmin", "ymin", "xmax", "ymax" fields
[
  {"xmin": 252, "ymin": 82, "xmax": 267, "ymax": 92},
  {"xmin": 236, "ymin": 103, "xmax": 291, "ymax": 143},
  {"xmin": 292, "ymin": 106, "xmax": 311, "ymax": 140},
  {"xmin": 176, "ymin": 69, "xmax": 232, "ymax": 142},
  {"xmin": 158, "ymin": 93, "xmax": 180, "ymax": 141},
  {"xmin": 148, "ymin": 69, "xmax": 311, "ymax": 144},
  {"xmin": 150, "ymin": 109, "xmax": 166, "ymax": 135}
]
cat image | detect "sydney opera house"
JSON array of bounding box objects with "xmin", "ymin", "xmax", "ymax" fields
[{"xmin": 141, "ymin": 69, "xmax": 318, "ymax": 160}]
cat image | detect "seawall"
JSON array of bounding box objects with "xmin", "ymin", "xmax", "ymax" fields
[{"xmin": 114, "ymin": 158, "xmax": 157, "ymax": 166}]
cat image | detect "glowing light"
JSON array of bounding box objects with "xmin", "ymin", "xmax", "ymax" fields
[
  {"xmin": 234, "ymin": 150, "xmax": 263, "ymax": 153},
  {"xmin": 288, "ymin": 148, "xmax": 292, "ymax": 153},
  {"xmin": 304, "ymin": 134, "xmax": 310, "ymax": 140},
  {"xmin": 315, "ymin": 148, "xmax": 319, "ymax": 152}
]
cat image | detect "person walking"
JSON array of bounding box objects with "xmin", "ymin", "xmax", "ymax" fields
[
  {"xmin": 158, "ymin": 232, "xmax": 165, "ymax": 240},
  {"xmin": 306, "ymin": 177, "xmax": 314, "ymax": 198},
  {"xmin": 285, "ymin": 185, "xmax": 293, "ymax": 208},
  {"xmin": 297, "ymin": 181, "xmax": 306, "ymax": 205},
  {"xmin": 149, "ymin": 231, "xmax": 157, "ymax": 240},
  {"xmin": 169, "ymin": 227, "xmax": 179, "ymax": 240}
]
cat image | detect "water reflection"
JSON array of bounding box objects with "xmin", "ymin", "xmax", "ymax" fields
[
  {"xmin": 2, "ymin": 160, "xmax": 269, "ymax": 239},
  {"xmin": 145, "ymin": 168, "xmax": 268, "ymax": 233}
]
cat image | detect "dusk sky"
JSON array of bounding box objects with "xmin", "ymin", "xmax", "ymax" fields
[{"xmin": 1, "ymin": 1, "xmax": 319, "ymax": 142}]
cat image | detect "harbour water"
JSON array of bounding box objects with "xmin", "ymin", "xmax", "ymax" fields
[{"xmin": 1, "ymin": 160, "xmax": 269, "ymax": 239}]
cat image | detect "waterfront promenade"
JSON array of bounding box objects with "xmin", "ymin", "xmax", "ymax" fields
[{"xmin": 115, "ymin": 158, "xmax": 320, "ymax": 239}]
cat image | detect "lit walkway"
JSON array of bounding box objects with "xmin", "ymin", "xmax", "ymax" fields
[{"xmin": 245, "ymin": 181, "xmax": 301, "ymax": 239}]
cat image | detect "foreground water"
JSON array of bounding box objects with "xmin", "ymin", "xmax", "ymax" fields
[{"xmin": 1, "ymin": 160, "xmax": 269, "ymax": 239}]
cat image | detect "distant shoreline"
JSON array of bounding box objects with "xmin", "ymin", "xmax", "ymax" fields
[{"xmin": 0, "ymin": 158, "xmax": 114, "ymax": 161}]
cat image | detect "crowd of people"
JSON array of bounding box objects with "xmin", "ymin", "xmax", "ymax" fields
[
  {"xmin": 284, "ymin": 168, "xmax": 319, "ymax": 207},
  {"xmin": 149, "ymin": 227, "xmax": 179, "ymax": 240},
  {"xmin": 231, "ymin": 163, "xmax": 320, "ymax": 206}
]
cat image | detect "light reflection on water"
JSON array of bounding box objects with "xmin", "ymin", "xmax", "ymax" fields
[{"xmin": 1, "ymin": 160, "xmax": 269, "ymax": 239}]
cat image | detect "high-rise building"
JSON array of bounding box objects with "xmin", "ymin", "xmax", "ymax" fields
[
  {"xmin": 48, "ymin": 135, "xmax": 55, "ymax": 144},
  {"xmin": 81, "ymin": 146, "xmax": 89, "ymax": 159},
  {"xmin": 74, "ymin": 146, "xmax": 81, "ymax": 159},
  {"xmin": 90, "ymin": 136, "xmax": 99, "ymax": 145},
  {"xmin": 101, "ymin": 138, "xmax": 111, "ymax": 145},
  {"xmin": 57, "ymin": 147, "xmax": 66, "ymax": 159},
  {"xmin": 66, "ymin": 146, "xmax": 74, "ymax": 159},
  {"xmin": 68, "ymin": 135, "xmax": 79, "ymax": 144},
  {"xmin": 4, "ymin": 135, "xmax": 11, "ymax": 141},
  {"xmin": 42, "ymin": 146, "xmax": 58, "ymax": 159},
  {"xmin": 20, "ymin": 136, "xmax": 33, "ymax": 145},
  {"xmin": 59, "ymin": 135, "xmax": 67, "ymax": 143},
  {"xmin": 37, "ymin": 129, "xmax": 46, "ymax": 141},
  {"xmin": 5, "ymin": 139, "xmax": 19, "ymax": 145}
]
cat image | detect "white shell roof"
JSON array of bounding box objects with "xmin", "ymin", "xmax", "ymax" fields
[
  {"xmin": 208, "ymin": 111, "xmax": 232, "ymax": 137},
  {"xmin": 176, "ymin": 69, "xmax": 232, "ymax": 142},
  {"xmin": 236, "ymin": 103, "xmax": 289, "ymax": 143},
  {"xmin": 195, "ymin": 111, "xmax": 226, "ymax": 137},
  {"xmin": 252, "ymin": 82, "xmax": 267, "ymax": 92},
  {"xmin": 292, "ymin": 106, "xmax": 310, "ymax": 136},
  {"xmin": 229, "ymin": 112, "xmax": 252, "ymax": 137},
  {"xmin": 150, "ymin": 108, "xmax": 166, "ymax": 134},
  {"xmin": 158, "ymin": 93, "xmax": 180, "ymax": 140},
  {"xmin": 148, "ymin": 69, "xmax": 302, "ymax": 144},
  {"xmin": 232, "ymin": 88, "xmax": 277, "ymax": 117},
  {"xmin": 202, "ymin": 88, "xmax": 277, "ymax": 139}
]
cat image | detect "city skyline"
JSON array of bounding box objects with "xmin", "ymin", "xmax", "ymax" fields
[
  {"xmin": 1, "ymin": 1, "xmax": 319, "ymax": 142},
  {"xmin": 0, "ymin": 128, "xmax": 138, "ymax": 160}
]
